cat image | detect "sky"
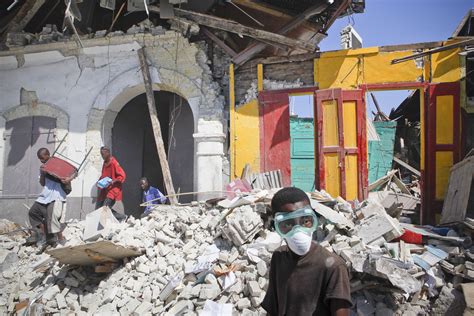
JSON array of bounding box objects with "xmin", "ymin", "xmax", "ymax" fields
[{"xmin": 293, "ymin": 0, "xmax": 473, "ymax": 118}]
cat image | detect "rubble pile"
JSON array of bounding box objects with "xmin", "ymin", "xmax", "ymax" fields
[{"xmin": 0, "ymin": 189, "xmax": 473, "ymax": 315}]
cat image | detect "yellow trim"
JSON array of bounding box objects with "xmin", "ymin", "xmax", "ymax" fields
[
  {"xmin": 325, "ymin": 153, "xmax": 341, "ymax": 197},
  {"xmin": 322, "ymin": 100, "xmax": 339, "ymax": 146},
  {"xmin": 320, "ymin": 47, "xmax": 379, "ymax": 58},
  {"xmin": 343, "ymin": 101, "xmax": 357, "ymax": 148},
  {"xmin": 345, "ymin": 154, "xmax": 358, "ymax": 201},
  {"xmin": 435, "ymin": 151, "xmax": 453, "ymax": 200},
  {"xmin": 257, "ymin": 64, "xmax": 263, "ymax": 92},
  {"xmin": 435, "ymin": 95, "xmax": 454, "ymax": 145},
  {"xmin": 229, "ymin": 63, "xmax": 236, "ymax": 179},
  {"xmin": 313, "ymin": 58, "xmax": 318, "ymax": 86},
  {"xmin": 289, "ymin": 92, "xmax": 314, "ymax": 97},
  {"xmin": 420, "ymin": 88, "xmax": 425, "ymax": 171}
]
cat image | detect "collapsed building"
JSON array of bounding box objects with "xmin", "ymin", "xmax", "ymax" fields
[
  {"xmin": 0, "ymin": 0, "xmax": 365, "ymax": 222},
  {"xmin": 0, "ymin": 1, "xmax": 474, "ymax": 315}
]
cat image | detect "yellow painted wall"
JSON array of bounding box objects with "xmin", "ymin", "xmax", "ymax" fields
[
  {"xmin": 231, "ymin": 42, "xmax": 463, "ymax": 191},
  {"xmin": 233, "ymin": 100, "xmax": 261, "ymax": 178},
  {"xmin": 315, "ymin": 44, "xmax": 462, "ymax": 89},
  {"xmin": 431, "ymin": 47, "xmax": 461, "ymax": 83}
]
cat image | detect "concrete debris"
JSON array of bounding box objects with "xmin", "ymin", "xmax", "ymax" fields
[
  {"xmin": 0, "ymin": 186, "xmax": 473, "ymax": 315},
  {"xmin": 240, "ymin": 79, "xmax": 303, "ymax": 105}
]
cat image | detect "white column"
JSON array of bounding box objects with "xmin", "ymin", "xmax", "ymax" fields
[{"xmin": 193, "ymin": 119, "xmax": 225, "ymax": 201}]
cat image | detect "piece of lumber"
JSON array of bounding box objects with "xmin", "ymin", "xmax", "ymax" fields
[
  {"xmin": 148, "ymin": 6, "xmax": 315, "ymax": 52},
  {"xmin": 393, "ymin": 156, "xmax": 421, "ymax": 177},
  {"xmin": 368, "ymin": 170, "xmax": 397, "ymax": 191},
  {"xmin": 138, "ymin": 48, "xmax": 178, "ymax": 204},
  {"xmin": 370, "ymin": 93, "xmax": 390, "ymax": 121},
  {"xmin": 440, "ymin": 156, "xmax": 474, "ymax": 224},
  {"xmin": 4, "ymin": 0, "xmax": 46, "ymax": 34},
  {"xmin": 241, "ymin": 163, "xmax": 251, "ymax": 180},
  {"xmin": 201, "ymin": 27, "xmax": 237, "ymax": 57},
  {"xmin": 232, "ymin": 2, "xmax": 328, "ymax": 65},
  {"xmin": 391, "ymin": 38, "xmax": 474, "ymax": 64},
  {"xmin": 95, "ymin": 262, "xmax": 119, "ymax": 273},
  {"xmin": 46, "ymin": 240, "xmax": 142, "ymax": 265}
]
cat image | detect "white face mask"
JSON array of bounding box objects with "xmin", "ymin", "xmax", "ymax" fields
[{"xmin": 285, "ymin": 231, "xmax": 313, "ymax": 256}]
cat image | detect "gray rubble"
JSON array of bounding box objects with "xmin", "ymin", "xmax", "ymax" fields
[{"xmin": 0, "ymin": 188, "xmax": 473, "ymax": 315}]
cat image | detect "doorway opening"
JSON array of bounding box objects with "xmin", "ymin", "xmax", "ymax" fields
[
  {"xmin": 112, "ymin": 91, "xmax": 194, "ymax": 218},
  {"xmin": 366, "ymin": 89, "xmax": 422, "ymax": 219},
  {"xmin": 289, "ymin": 94, "xmax": 315, "ymax": 192}
]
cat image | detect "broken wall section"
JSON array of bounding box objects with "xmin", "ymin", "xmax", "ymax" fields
[{"xmin": 0, "ymin": 31, "xmax": 226, "ymax": 222}]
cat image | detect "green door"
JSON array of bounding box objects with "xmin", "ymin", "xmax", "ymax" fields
[{"xmin": 290, "ymin": 117, "xmax": 315, "ymax": 191}]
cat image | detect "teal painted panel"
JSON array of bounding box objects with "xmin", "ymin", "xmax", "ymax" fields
[
  {"xmin": 290, "ymin": 117, "xmax": 315, "ymax": 191},
  {"xmin": 368, "ymin": 121, "xmax": 397, "ymax": 184}
]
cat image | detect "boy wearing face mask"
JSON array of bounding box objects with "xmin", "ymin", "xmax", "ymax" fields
[{"xmin": 261, "ymin": 187, "xmax": 352, "ymax": 316}]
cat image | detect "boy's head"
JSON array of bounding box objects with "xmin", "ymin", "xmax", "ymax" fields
[
  {"xmin": 140, "ymin": 177, "xmax": 149, "ymax": 190},
  {"xmin": 37, "ymin": 148, "xmax": 50, "ymax": 163},
  {"xmin": 271, "ymin": 187, "xmax": 317, "ymax": 256},
  {"xmin": 271, "ymin": 187, "xmax": 311, "ymax": 215},
  {"xmin": 100, "ymin": 146, "xmax": 111, "ymax": 161}
]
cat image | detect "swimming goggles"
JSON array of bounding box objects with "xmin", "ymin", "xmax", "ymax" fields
[{"xmin": 274, "ymin": 206, "xmax": 318, "ymax": 238}]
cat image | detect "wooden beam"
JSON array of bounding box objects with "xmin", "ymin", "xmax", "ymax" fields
[
  {"xmin": 137, "ymin": 48, "xmax": 178, "ymax": 205},
  {"xmin": 391, "ymin": 38, "xmax": 474, "ymax": 64},
  {"xmin": 148, "ymin": 6, "xmax": 315, "ymax": 52},
  {"xmin": 229, "ymin": 63, "xmax": 236, "ymax": 179},
  {"xmin": 257, "ymin": 63, "xmax": 263, "ymax": 91},
  {"xmin": 232, "ymin": 2, "xmax": 328, "ymax": 65},
  {"xmin": 7, "ymin": 0, "xmax": 46, "ymax": 33},
  {"xmin": 393, "ymin": 157, "xmax": 421, "ymax": 177},
  {"xmin": 379, "ymin": 41, "xmax": 445, "ymax": 53},
  {"xmin": 1, "ymin": 0, "xmax": 46, "ymax": 42},
  {"xmin": 232, "ymin": 0, "xmax": 319, "ymax": 31},
  {"xmin": 201, "ymin": 27, "xmax": 237, "ymax": 57}
]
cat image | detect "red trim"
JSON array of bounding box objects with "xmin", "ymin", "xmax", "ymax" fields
[
  {"xmin": 360, "ymin": 82, "xmax": 428, "ymax": 91},
  {"xmin": 425, "ymin": 82, "xmax": 461, "ymax": 224}
]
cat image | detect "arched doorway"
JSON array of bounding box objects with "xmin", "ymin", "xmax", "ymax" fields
[{"xmin": 112, "ymin": 91, "xmax": 194, "ymax": 217}]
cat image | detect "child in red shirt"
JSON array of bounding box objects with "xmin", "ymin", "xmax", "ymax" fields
[{"xmin": 96, "ymin": 146, "xmax": 126, "ymax": 220}]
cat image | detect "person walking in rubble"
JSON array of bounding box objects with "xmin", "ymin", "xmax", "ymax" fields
[
  {"xmin": 262, "ymin": 187, "xmax": 352, "ymax": 316},
  {"xmin": 140, "ymin": 177, "xmax": 167, "ymax": 217},
  {"xmin": 26, "ymin": 148, "xmax": 76, "ymax": 248},
  {"xmin": 96, "ymin": 146, "xmax": 127, "ymax": 220}
]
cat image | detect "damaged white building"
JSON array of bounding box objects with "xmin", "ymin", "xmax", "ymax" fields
[{"xmin": 0, "ymin": 31, "xmax": 226, "ymax": 220}]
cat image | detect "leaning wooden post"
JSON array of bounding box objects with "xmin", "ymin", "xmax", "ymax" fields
[{"xmin": 137, "ymin": 47, "xmax": 177, "ymax": 204}]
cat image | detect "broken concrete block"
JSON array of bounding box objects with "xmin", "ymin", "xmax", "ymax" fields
[
  {"xmin": 133, "ymin": 301, "xmax": 152, "ymax": 315},
  {"xmin": 168, "ymin": 300, "xmax": 194, "ymax": 314},
  {"xmin": 137, "ymin": 263, "xmax": 150, "ymax": 274},
  {"xmin": 43, "ymin": 285, "xmax": 61, "ymax": 301},
  {"xmin": 64, "ymin": 277, "xmax": 79, "ymax": 288},
  {"xmin": 237, "ymin": 297, "xmax": 251, "ymax": 310},
  {"xmin": 199, "ymin": 284, "xmax": 220, "ymax": 300},
  {"xmin": 256, "ymin": 261, "xmax": 267, "ymax": 277},
  {"xmin": 353, "ymin": 212, "xmax": 403, "ymax": 244},
  {"xmin": 247, "ymin": 281, "xmax": 261, "ymax": 297},
  {"xmin": 431, "ymin": 286, "xmax": 466, "ymax": 316},
  {"xmin": 70, "ymin": 270, "xmax": 86, "ymax": 282},
  {"xmin": 103, "ymin": 287, "xmax": 119, "ymax": 304},
  {"xmin": 56, "ymin": 293, "xmax": 67, "ymax": 309}
]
